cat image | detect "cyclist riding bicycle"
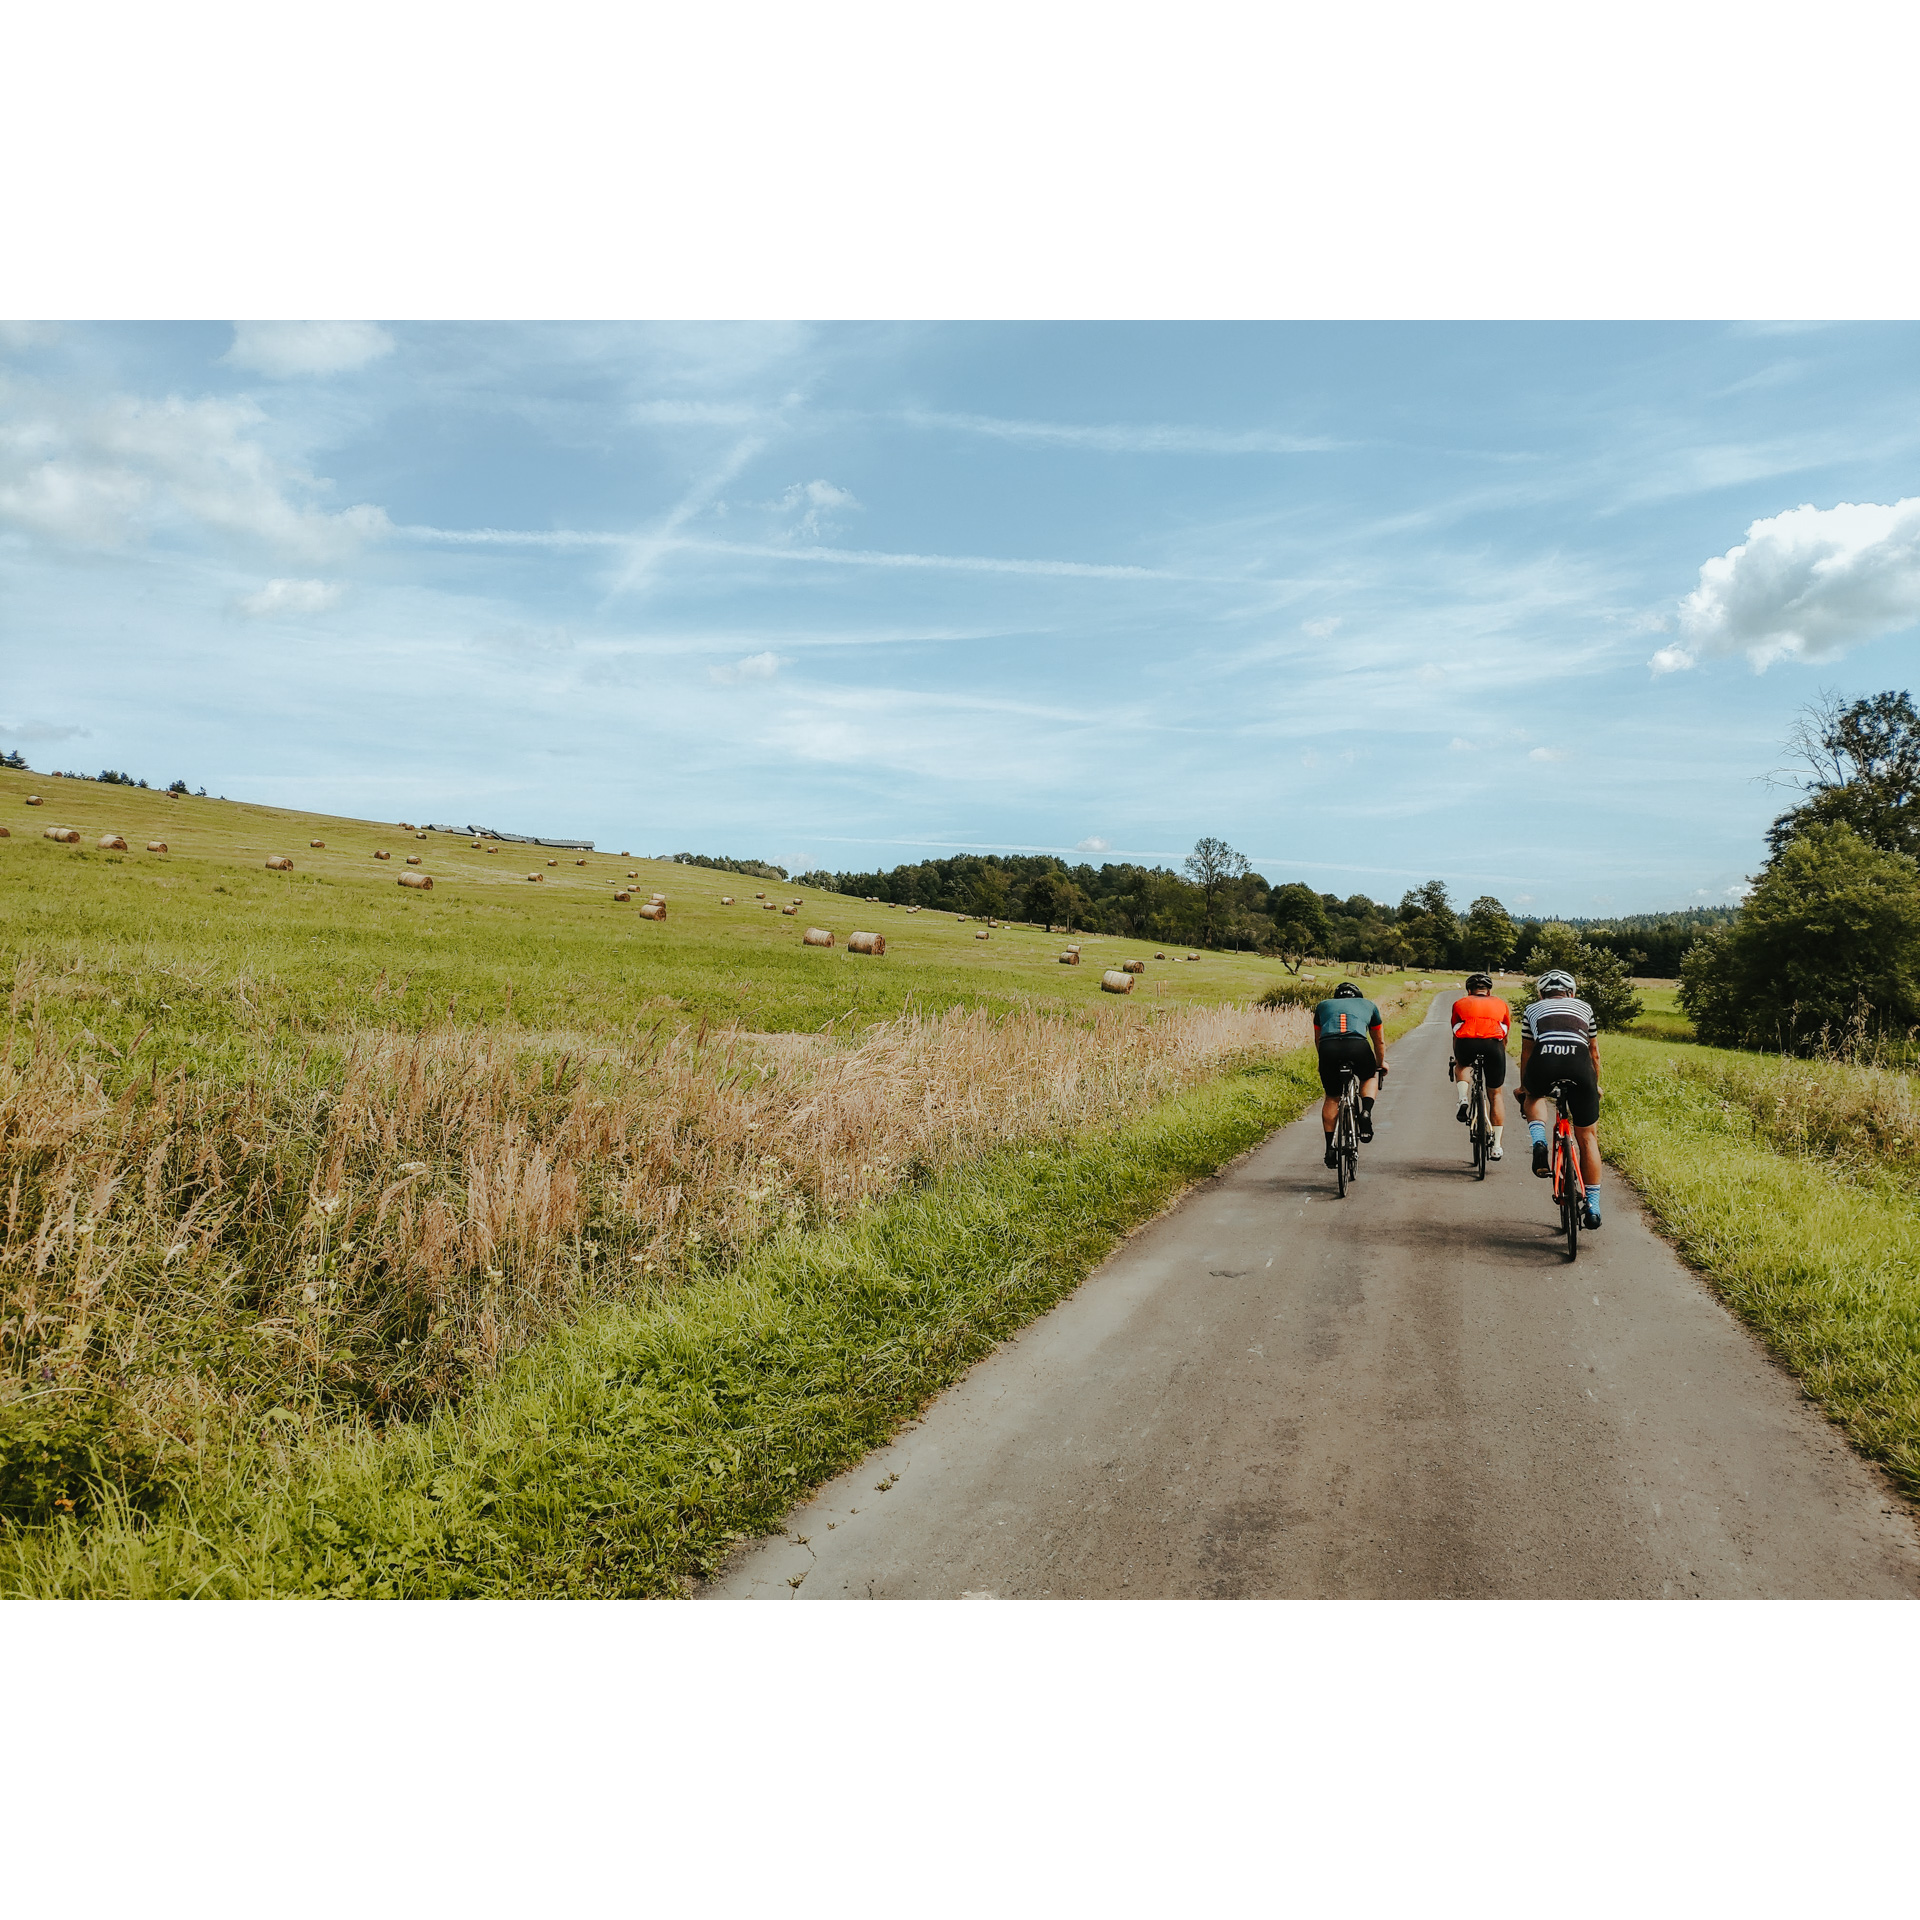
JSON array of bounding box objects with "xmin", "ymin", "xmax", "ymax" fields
[
  {"xmin": 1518, "ymin": 968, "xmax": 1604, "ymax": 1229},
  {"xmin": 1449, "ymin": 970, "xmax": 1511, "ymax": 1160},
  {"xmin": 1312, "ymin": 981, "xmax": 1387, "ymax": 1169}
]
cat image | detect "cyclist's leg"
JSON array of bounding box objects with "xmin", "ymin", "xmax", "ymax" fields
[
  {"xmin": 1358, "ymin": 1073, "xmax": 1378, "ymax": 1142},
  {"xmin": 1575, "ymin": 1123, "xmax": 1602, "ymax": 1223}
]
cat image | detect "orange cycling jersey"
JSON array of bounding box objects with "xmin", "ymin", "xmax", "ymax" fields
[{"xmin": 1451, "ymin": 994, "xmax": 1511, "ymax": 1043}]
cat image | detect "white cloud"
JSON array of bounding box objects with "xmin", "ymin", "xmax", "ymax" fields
[
  {"xmin": 0, "ymin": 716, "xmax": 89, "ymax": 742},
  {"xmin": 1075, "ymin": 835, "xmax": 1111, "ymax": 853},
  {"xmin": 1648, "ymin": 644, "xmax": 1696, "ymax": 675},
  {"xmin": 1448, "ymin": 736, "xmax": 1477, "ymax": 751},
  {"xmin": 1302, "ymin": 616, "xmax": 1342, "ymax": 638},
  {"xmin": 902, "ymin": 409, "xmax": 1341, "ymax": 455},
  {"xmin": 1679, "ymin": 496, "xmax": 1920, "ymax": 670},
  {"xmin": 225, "ymin": 322, "xmax": 395, "ymax": 377},
  {"xmin": 1528, "ymin": 746, "xmax": 1567, "ymax": 762},
  {"xmin": 237, "ymin": 578, "xmax": 343, "ymax": 617},
  {"xmin": 0, "ymin": 377, "xmax": 390, "ymax": 558},
  {"xmin": 0, "ymin": 323, "xmax": 60, "ymax": 353},
  {"xmin": 710, "ymin": 650, "xmax": 782, "ymax": 684},
  {"xmin": 777, "ymin": 478, "xmax": 858, "ymax": 540}
]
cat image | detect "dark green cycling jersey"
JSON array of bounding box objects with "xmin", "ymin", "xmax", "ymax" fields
[{"xmin": 1311, "ymin": 996, "xmax": 1383, "ymax": 1042}]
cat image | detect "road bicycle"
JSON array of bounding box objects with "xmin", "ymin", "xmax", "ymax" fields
[
  {"xmin": 1332, "ymin": 1063, "xmax": 1363, "ymax": 1197},
  {"xmin": 1461, "ymin": 1052, "xmax": 1493, "ymax": 1180},
  {"xmin": 1544, "ymin": 1078, "xmax": 1587, "ymax": 1261}
]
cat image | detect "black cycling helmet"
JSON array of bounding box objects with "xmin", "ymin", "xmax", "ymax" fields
[
  {"xmin": 1333, "ymin": 980, "xmax": 1363, "ymax": 998},
  {"xmin": 1464, "ymin": 971, "xmax": 1493, "ymax": 993}
]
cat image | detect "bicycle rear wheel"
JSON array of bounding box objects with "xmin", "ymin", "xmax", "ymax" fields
[
  {"xmin": 1336, "ymin": 1100, "xmax": 1350, "ymax": 1198},
  {"xmin": 1559, "ymin": 1133, "xmax": 1580, "ymax": 1260},
  {"xmin": 1471, "ymin": 1070, "xmax": 1488, "ymax": 1179}
]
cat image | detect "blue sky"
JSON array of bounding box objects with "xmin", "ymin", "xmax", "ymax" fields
[{"xmin": 4, "ymin": 319, "xmax": 1918, "ymax": 914}]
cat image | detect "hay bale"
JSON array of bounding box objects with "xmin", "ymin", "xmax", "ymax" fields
[
  {"xmin": 975, "ymin": 930, "xmax": 990, "ymax": 941},
  {"xmin": 1186, "ymin": 953, "xmax": 1200, "ymax": 961},
  {"xmin": 527, "ymin": 872, "xmax": 544, "ymax": 882},
  {"xmin": 25, "ymin": 796, "xmax": 42, "ymax": 806},
  {"xmin": 1058, "ymin": 952, "xmax": 1078, "ymax": 965},
  {"xmin": 398, "ymin": 872, "xmax": 433, "ymax": 890},
  {"xmin": 848, "ymin": 931, "xmax": 886, "ymax": 955},
  {"xmin": 802, "ymin": 926, "xmax": 834, "ymax": 947},
  {"xmin": 1123, "ymin": 959, "xmax": 1146, "ymax": 974},
  {"xmin": 146, "ymin": 840, "xmax": 168, "ymax": 852},
  {"xmin": 1100, "ymin": 970, "xmax": 1135, "ymax": 994},
  {"xmin": 98, "ymin": 834, "xmax": 128, "ymax": 851},
  {"xmin": 762, "ymin": 901, "xmax": 777, "ymax": 910},
  {"xmin": 721, "ymin": 895, "xmax": 734, "ymax": 905},
  {"xmin": 547, "ymin": 859, "xmax": 558, "ymax": 867},
  {"xmin": 44, "ymin": 827, "xmax": 80, "ymax": 844},
  {"xmin": 374, "ymin": 850, "xmax": 391, "ymax": 860},
  {"xmin": 651, "ymin": 892, "xmax": 667, "ymax": 904},
  {"xmin": 575, "ymin": 859, "xmax": 587, "ymax": 866},
  {"xmin": 265, "ymin": 855, "xmax": 293, "ymax": 870},
  {"xmin": 1154, "ymin": 952, "xmax": 1166, "ymax": 960},
  {"xmin": 613, "ymin": 889, "xmax": 631, "ymax": 902},
  {"xmin": 638, "ymin": 902, "xmax": 666, "ymax": 920},
  {"xmin": 310, "ymin": 840, "xmax": 325, "ymax": 848},
  {"xmin": 781, "ymin": 904, "xmax": 798, "ymax": 916},
  {"xmin": 415, "ymin": 831, "xmax": 427, "ymax": 840},
  {"xmin": 405, "ymin": 854, "xmax": 422, "ymax": 865},
  {"xmin": 486, "ymin": 845, "xmax": 497, "ymax": 853},
  {"xmin": 0, "ymin": 826, "xmax": 8, "ymax": 836},
  {"xmin": 755, "ymin": 892, "xmax": 766, "ymax": 899}
]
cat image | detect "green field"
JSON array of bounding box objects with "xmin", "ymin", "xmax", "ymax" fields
[{"xmin": 2, "ymin": 766, "xmax": 1447, "ymax": 1590}]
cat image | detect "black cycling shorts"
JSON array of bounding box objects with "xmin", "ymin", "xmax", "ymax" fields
[
  {"xmin": 1316, "ymin": 1034, "xmax": 1379, "ymax": 1097},
  {"xmin": 1452, "ymin": 1036, "xmax": 1508, "ymax": 1089},
  {"xmin": 1522, "ymin": 1045, "xmax": 1599, "ymax": 1126}
]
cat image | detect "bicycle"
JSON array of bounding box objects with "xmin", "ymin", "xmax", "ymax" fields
[
  {"xmin": 1462, "ymin": 1053, "xmax": 1492, "ymax": 1180},
  {"xmin": 1332, "ymin": 1064, "xmax": 1362, "ymax": 1197},
  {"xmin": 1545, "ymin": 1078, "xmax": 1586, "ymax": 1261}
]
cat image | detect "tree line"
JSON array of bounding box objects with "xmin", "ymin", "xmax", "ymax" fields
[{"xmin": 1682, "ymin": 688, "xmax": 1920, "ymax": 1053}]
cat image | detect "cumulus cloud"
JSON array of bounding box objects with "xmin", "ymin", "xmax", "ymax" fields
[
  {"xmin": 224, "ymin": 322, "xmax": 395, "ymax": 377},
  {"xmin": 777, "ymin": 478, "xmax": 858, "ymax": 539},
  {"xmin": 710, "ymin": 650, "xmax": 782, "ymax": 684},
  {"xmin": 1075, "ymin": 835, "xmax": 1111, "ymax": 853},
  {"xmin": 1679, "ymin": 496, "xmax": 1920, "ymax": 670},
  {"xmin": 236, "ymin": 578, "xmax": 343, "ymax": 617},
  {"xmin": 1648, "ymin": 644, "xmax": 1696, "ymax": 675},
  {"xmin": 1528, "ymin": 746, "xmax": 1567, "ymax": 762},
  {"xmin": 0, "ymin": 377, "xmax": 390, "ymax": 558}
]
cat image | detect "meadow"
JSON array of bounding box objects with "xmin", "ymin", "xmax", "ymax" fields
[{"xmin": 1, "ymin": 767, "xmax": 1436, "ymax": 1588}]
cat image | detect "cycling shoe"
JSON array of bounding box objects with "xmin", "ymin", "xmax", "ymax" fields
[{"xmin": 1532, "ymin": 1141, "xmax": 1551, "ymax": 1177}]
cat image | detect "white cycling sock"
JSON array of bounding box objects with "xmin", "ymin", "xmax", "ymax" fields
[{"xmin": 1492, "ymin": 1125, "xmax": 1504, "ymax": 1147}]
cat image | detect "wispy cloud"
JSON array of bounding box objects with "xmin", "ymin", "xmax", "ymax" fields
[
  {"xmin": 710, "ymin": 649, "xmax": 782, "ymax": 684},
  {"xmin": 236, "ymin": 577, "xmax": 343, "ymax": 617},
  {"xmin": 604, "ymin": 435, "xmax": 766, "ymax": 600},
  {"xmin": 900, "ymin": 408, "xmax": 1342, "ymax": 455},
  {"xmin": 225, "ymin": 322, "xmax": 395, "ymax": 378},
  {"xmin": 0, "ymin": 715, "xmax": 90, "ymax": 743}
]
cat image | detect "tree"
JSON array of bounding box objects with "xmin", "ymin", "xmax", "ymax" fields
[
  {"xmin": 1519, "ymin": 922, "xmax": 1644, "ymax": 1031},
  {"xmin": 1397, "ymin": 879, "xmax": 1460, "ymax": 969},
  {"xmin": 1462, "ymin": 895, "xmax": 1519, "ymax": 971},
  {"xmin": 968, "ymin": 866, "xmax": 1012, "ymax": 920},
  {"xmin": 1183, "ymin": 837, "xmax": 1249, "ymax": 948},
  {"xmin": 1679, "ymin": 822, "xmax": 1920, "ymax": 1051},
  {"xmin": 1268, "ymin": 882, "xmax": 1331, "ymax": 973},
  {"xmin": 1027, "ymin": 869, "xmax": 1090, "ymax": 931},
  {"xmin": 1766, "ymin": 688, "xmax": 1920, "ymax": 860}
]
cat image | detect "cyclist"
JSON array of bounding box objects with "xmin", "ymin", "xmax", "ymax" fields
[
  {"xmin": 1518, "ymin": 967, "xmax": 1603, "ymax": 1229},
  {"xmin": 1312, "ymin": 981, "xmax": 1387, "ymax": 1168},
  {"xmin": 1449, "ymin": 970, "xmax": 1511, "ymax": 1160}
]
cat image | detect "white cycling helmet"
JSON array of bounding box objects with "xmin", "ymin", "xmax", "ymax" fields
[{"xmin": 1536, "ymin": 968, "xmax": 1576, "ymax": 995}]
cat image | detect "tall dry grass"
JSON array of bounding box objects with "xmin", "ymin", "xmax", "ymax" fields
[{"xmin": 1, "ymin": 1000, "xmax": 1306, "ymax": 1511}]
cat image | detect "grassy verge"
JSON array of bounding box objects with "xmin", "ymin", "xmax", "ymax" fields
[
  {"xmin": 1602, "ymin": 1033, "xmax": 1920, "ymax": 1501},
  {"xmin": 3, "ymin": 1046, "xmax": 1329, "ymax": 1596}
]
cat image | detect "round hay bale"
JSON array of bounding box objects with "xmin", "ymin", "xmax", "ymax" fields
[
  {"xmin": 398, "ymin": 872, "xmax": 433, "ymax": 890},
  {"xmin": 1123, "ymin": 959, "xmax": 1145, "ymax": 974},
  {"xmin": 1100, "ymin": 969, "xmax": 1135, "ymax": 994},
  {"xmin": 527, "ymin": 872, "xmax": 544, "ymax": 882},
  {"xmin": 802, "ymin": 926, "xmax": 834, "ymax": 947},
  {"xmin": 762, "ymin": 901, "xmax": 777, "ymax": 910},
  {"xmin": 650, "ymin": 892, "xmax": 667, "ymax": 904},
  {"xmin": 0, "ymin": 826, "xmax": 8, "ymax": 836},
  {"xmin": 638, "ymin": 902, "xmax": 666, "ymax": 920},
  {"xmin": 471, "ymin": 839, "xmax": 483, "ymax": 848},
  {"xmin": 848, "ymin": 931, "xmax": 885, "ymax": 955},
  {"xmin": 25, "ymin": 796, "xmax": 42, "ymax": 806},
  {"xmin": 486, "ymin": 845, "xmax": 497, "ymax": 852},
  {"xmin": 1058, "ymin": 952, "xmax": 1078, "ymax": 965},
  {"xmin": 374, "ymin": 849, "xmax": 391, "ymax": 860},
  {"xmin": 44, "ymin": 826, "xmax": 80, "ymax": 844},
  {"xmin": 620, "ymin": 850, "xmax": 630, "ymax": 857},
  {"xmin": 1186, "ymin": 953, "xmax": 1200, "ymax": 961},
  {"xmin": 974, "ymin": 930, "xmax": 990, "ymax": 941},
  {"xmin": 575, "ymin": 859, "xmax": 587, "ymax": 867},
  {"xmin": 146, "ymin": 840, "xmax": 168, "ymax": 852},
  {"xmin": 415, "ymin": 831, "xmax": 427, "ymax": 840},
  {"xmin": 613, "ymin": 889, "xmax": 631, "ymax": 902},
  {"xmin": 98, "ymin": 834, "xmax": 128, "ymax": 851},
  {"xmin": 721, "ymin": 895, "xmax": 734, "ymax": 905},
  {"xmin": 754, "ymin": 892, "xmax": 766, "ymax": 899},
  {"xmin": 1154, "ymin": 952, "xmax": 1166, "ymax": 959},
  {"xmin": 546, "ymin": 859, "xmax": 558, "ymax": 867},
  {"xmin": 405, "ymin": 854, "xmax": 421, "ymax": 865},
  {"xmin": 780, "ymin": 904, "xmax": 798, "ymax": 915},
  {"xmin": 310, "ymin": 839, "xmax": 325, "ymax": 849},
  {"xmin": 265, "ymin": 855, "xmax": 293, "ymax": 870}
]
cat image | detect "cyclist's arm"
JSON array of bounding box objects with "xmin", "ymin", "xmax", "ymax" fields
[{"xmin": 1370, "ymin": 1016, "xmax": 1385, "ymax": 1071}]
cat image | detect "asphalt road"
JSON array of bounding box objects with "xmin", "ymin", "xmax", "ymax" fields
[{"xmin": 705, "ymin": 994, "xmax": 1920, "ymax": 1599}]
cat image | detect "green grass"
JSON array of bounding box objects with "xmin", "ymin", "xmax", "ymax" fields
[
  {"xmin": 1603, "ymin": 1033, "xmax": 1920, "ymax": 1500},
  {"xmin": 1625, "ymin": 981, "xmax": 1695, "ymax": 1042}
]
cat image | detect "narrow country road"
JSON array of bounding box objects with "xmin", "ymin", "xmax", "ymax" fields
[{"xmin": 704, "ymin": 993, "xmax": 1920, "ymax": 1599}]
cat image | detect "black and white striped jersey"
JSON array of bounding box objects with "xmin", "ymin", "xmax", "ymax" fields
[{"xmin": 1522, "ymin": 993, "xmax": 1597, "ymax": 1052}]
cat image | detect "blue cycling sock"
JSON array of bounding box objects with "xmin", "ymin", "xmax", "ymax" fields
[
  {"xmin": 1586, "ymin": 1178, "xmax": 1600, "ymax": 1212},
  {"xmin": 1528, "ymin": 1120, "xmax": 1548, "ymax": 1148}
]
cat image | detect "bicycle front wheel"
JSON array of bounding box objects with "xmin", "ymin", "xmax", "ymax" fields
[{"xmin": 1560, "ymin": 1139, "xmax": 1580, "ymax": 1260}]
